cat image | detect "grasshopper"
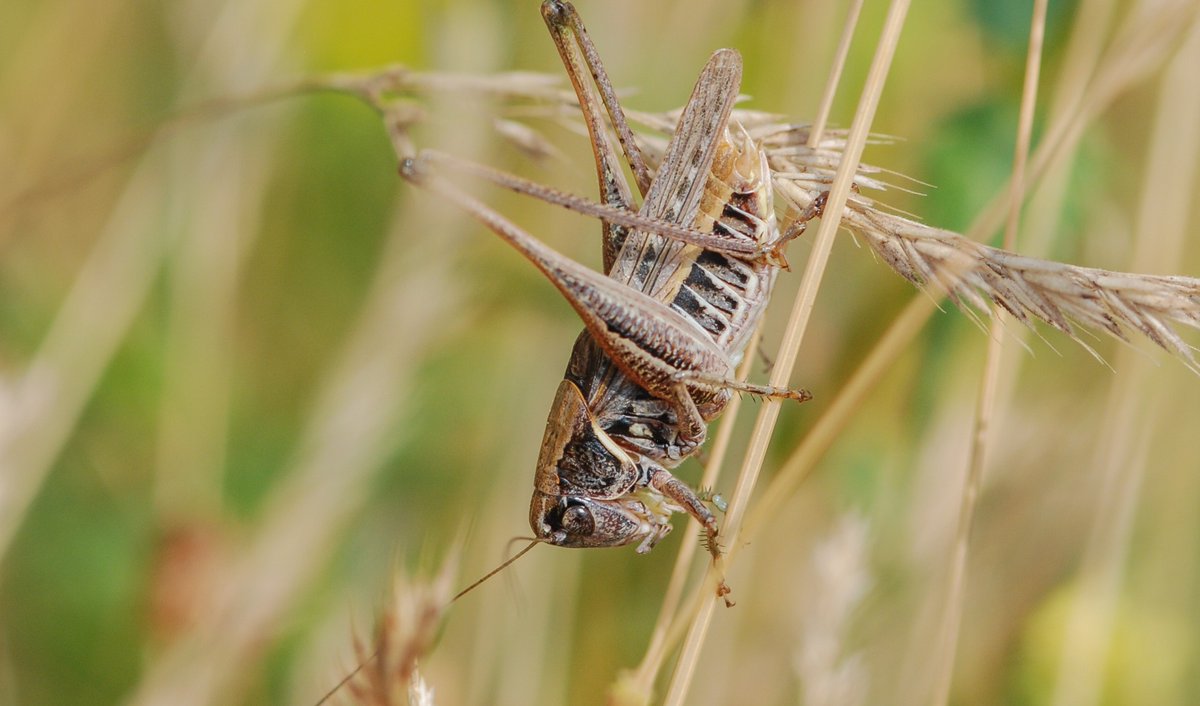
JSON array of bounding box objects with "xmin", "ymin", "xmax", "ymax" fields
[{"xmin": 400, "ymin": 0, "xmax": 811, "ymax": 565}]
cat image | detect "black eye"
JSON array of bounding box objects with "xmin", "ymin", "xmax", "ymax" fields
[{"xmin": 560, "ymin": 503, "xmax": 595, "ymax": 536}]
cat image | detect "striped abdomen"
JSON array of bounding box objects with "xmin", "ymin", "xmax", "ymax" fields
[
  {"xmin": 670, "ymin": 125, "xmax": 779, "ymax": 361},
  {"xmin": 573, "ymin": 125, "xmax": 780, "ymax": 464}
]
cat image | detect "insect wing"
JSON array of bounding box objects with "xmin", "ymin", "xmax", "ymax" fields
[{"xmin": 608, "ymin": 49, "xmax": 743, "ymax": 301}]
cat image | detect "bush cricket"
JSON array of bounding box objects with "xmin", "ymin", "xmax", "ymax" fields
[
  {"xmin": 401, "ymin": 0, "xmax": 813, "ymax": 587},
  {"xmin": 389, "ymin": 0, "xmax": 1200, "ymax": 615},
  {"xmin": 313, "ymin": 0, "xmax": 1200, "ymax": 701}
]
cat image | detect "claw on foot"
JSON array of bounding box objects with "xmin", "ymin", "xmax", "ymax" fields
[
  {"xmin": 755, "ymin": 244, "xmax": 792, "ymax": 270},
  {"xmin": 717, "ymin": 580, "xmax": 735, "ymax": 608},
  {"xmin": 763, "ymin": 190, "xmax": 832, "ymax": 267}
]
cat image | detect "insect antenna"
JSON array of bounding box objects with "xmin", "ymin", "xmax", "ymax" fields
[
  {"xmin": 451, "ymin": 537, "xmax": 541, "ymax": 603},
  {"xmin": 313, "ymin": 653, "xmax": 371, "ymax": 706}
]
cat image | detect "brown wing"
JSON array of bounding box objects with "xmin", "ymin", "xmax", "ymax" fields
[{"xmin": 607, "ymin": 49, "xmax": 742, "ymax": 303}]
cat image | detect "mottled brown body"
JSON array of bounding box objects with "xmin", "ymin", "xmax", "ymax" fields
[
  {"xmin": 400, "ymin": 0, "xmax": 809, "ymax": 561},
  {"xmin": 529, "ymin": 121, "xmax": 787, "ymax": 554}
]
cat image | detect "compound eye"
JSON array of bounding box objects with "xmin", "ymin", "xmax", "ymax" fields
[{"xmin": 560, "ymin": 503, "xmax": 595, "ymax": 536}]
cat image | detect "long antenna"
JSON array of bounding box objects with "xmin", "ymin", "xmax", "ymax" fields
[{"xmin": 452, "ymin": 538, "xmax": 540, "ymax": 603}]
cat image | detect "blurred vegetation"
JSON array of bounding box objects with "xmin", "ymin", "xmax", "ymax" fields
[{"xmin": 1, "ymin": 0, "xmax": 1198, "ymax": 705}]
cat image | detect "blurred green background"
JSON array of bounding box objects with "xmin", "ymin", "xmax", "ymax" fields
[{"xmin": 2, "ymin": 0, "xmax": 1198, "ymax": 705}]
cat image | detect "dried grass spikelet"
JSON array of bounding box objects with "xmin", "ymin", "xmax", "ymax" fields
[
  {"xmin": 751, "ymin": 118, "xmax": 1200, "ymax": 373},
  {"xmin": 618, "ymin": 105, "xmax": 1200, "ymax": 372},
  {"xmin": 837, "ymin": 203, "xmax": 1200, "ymax": 371},
  {"xmin": 764, "ymin": 122, "xmax": 1200, "ymax": 371},
  {"xmin": 341, "ymin": 64, "xmax": 1200, "ymax": 372},
  {"xmin": 334, "ymin": 558, "xmax": 457, "ymax": 706}
]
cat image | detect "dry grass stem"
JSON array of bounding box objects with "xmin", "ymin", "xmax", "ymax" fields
[
  {"xmin": 995, "ymin": 0, "xmax": 1120, "ymax": 430},
  {"xmin": 742, "ymin": 292, "xmax": 941, "ymax": 540},
  {"xmin": 1051, "ymin": 14, "xmax": 1200, "ymax": 706},
  {"xmin": 125, "ymin": 198, "xmax": 466, "ymax": 706},
  {"xmin": 806, "ymin": 0, "xmax": 865, "ymax": 148},
  {"xmin": 951, "ymin": 0, "xmax": 1197, "ymax": 250},
  {"xmin": 120, "ymin": 11, "xmax": 507, "ymax": 703},
  {"xmin": 153, "ymin": 138, "xmax": 272, "ymax": 519},
  {"xmin": 615, "ymin": 332, "xmax": 762, "ymax": 706},
  {"xmin": 664, "ymin": 1, "xmax": 913, "ymax": 703},
  {"xmin": 931, "ymin": 3, "xmax": 1049, "ymax": 704},
  {"xmin": 0, "ymin": 156, "xmax": 170, "ymax": 562},
  {"xmin": 0, "ymin": 0, "xmax": 312, "ymax": 564},
  {"xmin": 744, "ymin": 0, "xmax": 1199, "ymax": 580}
]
